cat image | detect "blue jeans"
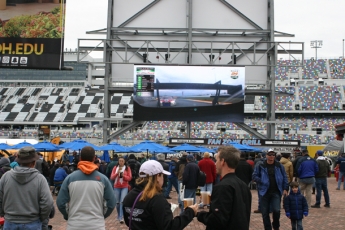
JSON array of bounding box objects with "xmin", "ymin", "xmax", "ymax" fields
[
  {"xmin": 315, "ymin": 177, "xmax": 330, "ymax": 205},
  {"xmin": 200, "ymin": 183, "xmax": 213, "ymax": 193},
  {"xmin": 4, "ymin": 219, "xmax": 42, "ymax": 230},
  {"xmin": 114, "ymin": 187, "xmax": 128, "ymax": 220},
  {"xmin": 177, "ymin": 180, "xmax": 183, "ymax": 206},
  {"xmin": 261, "ymin": 192, "xmax": 281, "ymax": 230},
  {"xmin": 291, "ymin": 219, "xmax": 303, "ymax": 230},
  {"xmin": 165, "ymin": 177, "xmax": 179, "ymax": 198},
  {"xmin": 337, "ymin": 171, "xmax": 345, "ymax": 189}
]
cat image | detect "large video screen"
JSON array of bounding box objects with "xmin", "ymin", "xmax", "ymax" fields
[{"xmin": 133, "ymin": 65, "xmax": 245, "ymax": 122}]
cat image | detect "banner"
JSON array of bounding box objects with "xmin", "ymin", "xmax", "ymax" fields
[{"xmin": 0, "ymin": 2, "xmax": 65, "ymax": 69}]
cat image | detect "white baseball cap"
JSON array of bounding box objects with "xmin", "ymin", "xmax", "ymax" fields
[
  {"xmin": 139, "ymin": 160, "xmax": 171, "ymax": 177},
  {"xmin": 267, "ymin": 148, "xmax": 276, "ymax": 153}
]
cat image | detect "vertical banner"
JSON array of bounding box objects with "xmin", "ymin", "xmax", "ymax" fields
[{"xmin": 0, "ymin": 1, "xmax": 66, "ymax": 69}]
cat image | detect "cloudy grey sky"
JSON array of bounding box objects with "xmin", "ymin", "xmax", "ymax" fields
[{"xmin": 64, "ymin": 0, "xmax": 345, "ymax": 59}]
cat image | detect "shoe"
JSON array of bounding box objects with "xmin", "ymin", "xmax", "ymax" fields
[
  {"xmin": 324, "ymin": 204, "xmax": 330, "ymax": 208},
  {"xmin": 336, "ymin": 188, "xmax": 340, "ymax": 190},
  {"xmin": 165, "ymin": 196, "xmax": 172, "ymax": 199},
  {"xmin": 311, "ymin": 204, "xmax": 320, "ymax": 208},
  {"xmin": 119, "ymin": 219, "xmax": 124, "ymax": 224},
  {"xmin": 253, "ymin": 209, "xmax": 261, "ymax": 213}
]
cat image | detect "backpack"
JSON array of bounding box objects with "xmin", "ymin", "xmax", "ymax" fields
[
  {"xmin": 42, "ymin": 160, "xmax": 50, "ymax": 177},
  {"xmin": 197, "ymin": 170, "xmax": 207, "ymax": 187}
]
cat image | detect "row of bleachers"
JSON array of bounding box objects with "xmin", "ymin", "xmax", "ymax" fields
[
  {"xmin": 299, "ymin": 86, "xmax": 341, "ymax": 110},
  {"xmin": 145, "ymin": 121, "xmax": 176, "ymax": 130},
  {"xmin": 191, "ymin": 122, "xmax": 216, "ymax": 130},
  {"xmin": 275, "ymin": 59, "xmax": 345, "ymax": 80}
]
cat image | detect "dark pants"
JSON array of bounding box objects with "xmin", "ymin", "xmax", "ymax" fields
[
  {"xmin": 315, "ymin": 177, "xmax": 330, "ymax": 205},
  {"xmin": 291, "ymin": 219, "xmax": 303, "ymax": 230},
  {"xmin": 261, "ymin": 192, "xmax": 281, "ymax": 230},
  {"xmin": 165, "ymin": 177, "xmax": 179, "ymax": 197}
]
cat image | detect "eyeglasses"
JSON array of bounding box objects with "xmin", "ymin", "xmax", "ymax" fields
[{"xmin": 267, "ymin": 153, "xmax": 276, "ymax": 156}]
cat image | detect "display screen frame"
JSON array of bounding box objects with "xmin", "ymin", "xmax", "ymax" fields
[{"xmin": 133, "ymin": 65, "xmax": 245, "ymax": 122}]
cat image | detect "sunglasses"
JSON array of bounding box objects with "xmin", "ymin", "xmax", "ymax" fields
[{"xmin": 267, "ymin": 153, "xmax": 276, "ymax": 156}]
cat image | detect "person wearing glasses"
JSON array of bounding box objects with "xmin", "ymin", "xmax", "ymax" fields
[{"xmin": 252, "ymin": 149, "xmax": 289, "ymax": 230}]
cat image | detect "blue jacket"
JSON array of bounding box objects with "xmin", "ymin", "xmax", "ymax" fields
[
  {"xmin": 283, "ymin": 190, "xmax": 308, "ymax": 220},
  {"xmin": 296, "ymin": 155, "xmax": 319, "ymax": 179},
  {"xmin": 168, "ymin": 160, "xmax": 177, "ymax": 179},
  {"xmin": 54, "ymin": 167, "xmax": 68, "ymax": 182},
  {"xmin": 252, "ymin": 160, "xmax": 289, "ymax": 197}
]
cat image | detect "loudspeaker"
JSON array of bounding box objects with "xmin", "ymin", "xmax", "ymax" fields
[
  {"xmin": 284, "ymin": 128, "xmax": 289, "ymax": 134},
  {"xmin": 295, "ymin": 104, "xmax": 300, "ymax": 110},
  {"xmin": 343, "ymin": 104, "xmax": 345, "ymax": 110},
  {"xmin": 316, "ymin": 128, "xmax": 322, "ymax": 134},
  {"xmin": 220, "ymin": 128, "xmax": 226, "ymax": 132},
  {"xmin": 180, "ymin": 128, "xmax": 185, "ymax": 132}
]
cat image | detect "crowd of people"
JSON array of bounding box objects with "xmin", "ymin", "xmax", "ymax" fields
[{"xmin": 0, "ymin": 145, "xmax": 344, "ymax": 230}]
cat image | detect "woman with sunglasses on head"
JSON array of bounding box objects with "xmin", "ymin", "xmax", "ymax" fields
[
  {"xmin": 111, "ymin": 156, "xmax": 132, "ymax": 224},
  {"xmin": 123, "ymin": 160, "xmax": 198, "ymax": 230}
]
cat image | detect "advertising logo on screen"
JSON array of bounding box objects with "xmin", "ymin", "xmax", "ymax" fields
[{"xmin": 133, "ymin": 65, "xmax": 245, "ymax": 122}]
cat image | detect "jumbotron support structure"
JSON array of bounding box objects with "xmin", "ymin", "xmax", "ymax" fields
[{"xmin": 80, "ymin": 0, "xmax": 303, "ymax": 143}]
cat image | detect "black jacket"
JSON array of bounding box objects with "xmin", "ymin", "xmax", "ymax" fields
[
  {"xmin": 123, "ymin": 183, "xmax": 195, "ymax": 230},
  {"xmin": 197, "ymin": 173, "xmax": 252, "ymax": 230},
  {"xmin": 157, "ymin": 160, "xmax": 169, "ymax": 188},
  {"xmin": 315, "ymin": 157, "xmax": 330, "ymax": 178},
  {"xmin": 235, "ymin": 159, "xmax": 253, "ymax": 185},
  {"xmin": 182, "ymin": 161, "xmax": 199, "ymax": 189}
]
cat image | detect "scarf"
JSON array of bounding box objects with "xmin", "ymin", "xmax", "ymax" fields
[{"xmin": 115, "ymin": 165, "xmax": 126, "ymax": 185}]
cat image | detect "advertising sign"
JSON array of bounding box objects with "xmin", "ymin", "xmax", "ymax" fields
[{"xmin": 0, "ymin": 2, "xmax": 65, "ymax": 69}]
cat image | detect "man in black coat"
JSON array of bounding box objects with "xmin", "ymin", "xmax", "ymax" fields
[
  {"xmin": 157, "ymin": 153, "xmax": 169, "ymax": 196},
  {"xmin": 197, "ymin": 146, "xmax": 252, "ymax": 230},
  {"xmin": 235, "ymin": 152, "xmax": 253, "ymax": 186}
]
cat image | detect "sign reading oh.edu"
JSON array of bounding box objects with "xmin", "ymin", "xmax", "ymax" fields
[{"xmin": 0, "ymin": 3, "xmax": 65, "ymax": 70}]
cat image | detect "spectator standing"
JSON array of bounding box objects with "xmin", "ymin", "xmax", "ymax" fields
[
  {"xmin": 336, "ymin": 152, "xmax": 345, "ymax": 190},
  {"xmin": 235, "ymin": 152, "xmax": 253, "ymax": 186},
  {"xmin": 53, "ymin": 163, "xmax": 68, "ymax": 195},
  {"xmin": 0, "ymin": 157, "xmax": 11, "ymax": 179},
  {"xmin": 198, "ymin": 152, "xmax": 216, "ymax": 192},
  {"xmin": 246, "ymin": 156, "xmax": 255, "ymax": 168},
  {"xmin": 164, "ymin": 156, "xmax": 179, "ymax": 200},
  {"xmin": 156, "ymin": 153, "xmax": 169, "ymax": 197},
  {"xmin": 312, "ymin": 150, "xmax": 331, "ymax": 208},
  {"xmin": 126, "ymin": 154, "xmax": 141, "ymax": 190},
  {"xmin": 57, "ymin": 146, "xmax": 115, "ymax": 230},
  {"xmin": 0, "ymin": 146, "xmax": 53, "ymax": 229},
  {"xmin": 106, "ymin": 154, "xmax": 118, "ymax": 180},
  {"xmin": 174, "ymin": 152, "xmax": 188, "ymax": 207},
  {"xmin": 283, "ymin": 181, "xmax": 308, "ymax": 230},
  {"xmin": 252, "ymin": 149, "xmax": 289, "ymax": 230},
  {"xmin": 110, "ymin": 157, "xmax": 132, "ymax": 224},
  {"xmin": 197, "ymin": 146, "xmax": 252, "ymax": 229},
  {"xmin": 253, "ymin": 152, "xmax": 265, "ymax": 214},
  {"xmin": 292, "ymin": 150, "xmax": 306, "ymax": 181},
  {"xmin": 122, "ymin": 160, "xmax": 198, "ymax": 230},
  {"xmin": 295, "ymin": 150, "xmax": 319, "ymax": 207},
  {"xmin": 182, "ymin": 154, "xmax": 200, "ymax": 209},
  {"xmin": 280, "ymin": 152, "xmax": 294, "ymax": 184}
]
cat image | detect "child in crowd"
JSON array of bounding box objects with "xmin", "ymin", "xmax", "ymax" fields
[{"xmin": 283, "ymin": 181, "xmax": 308, "ymax": 230}]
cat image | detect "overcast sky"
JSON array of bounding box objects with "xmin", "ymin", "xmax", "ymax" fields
[{"xmin": 64, "ymin": 0, "xmax": 345, "ymax": 59}]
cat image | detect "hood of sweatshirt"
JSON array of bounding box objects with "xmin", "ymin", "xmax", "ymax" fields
[
  {"xmin": 317, "ymin": 156, "xmax": 326, "ymax": 160},
  {"xmin": 78, "ymin": 161, "xmax": 98, "ymax": 174},
  {"xmin": 10, "ymin": 166, "xmax": 40, "ymax": 185},
  {"xmin": 280, "ymin": 157, "xmax": 290, "ymax": 165}
]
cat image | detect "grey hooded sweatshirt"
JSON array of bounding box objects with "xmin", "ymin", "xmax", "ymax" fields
[{"xmin": 0, "ymin": 166, "xmax": 53, "ymax": 223}]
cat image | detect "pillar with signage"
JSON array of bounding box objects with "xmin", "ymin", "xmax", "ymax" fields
[{"xmin": 38, "ymin": 125, "xmax": 51, "ymax": 142}]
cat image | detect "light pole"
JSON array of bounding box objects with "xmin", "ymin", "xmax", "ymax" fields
[
  {"xmin": 343, "ymin": 39, "xmax": 345, "ymax": 59},
  {"xmin": 310, "ymin": 40, "xmax": 323, "ymax": 60}
]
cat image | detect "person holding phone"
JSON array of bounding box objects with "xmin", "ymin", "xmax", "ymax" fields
[{"xmin": 110, "ymin": 157, "xmax": 132, "ymax": 224}]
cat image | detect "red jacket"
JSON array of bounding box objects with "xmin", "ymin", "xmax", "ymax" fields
[
  {"xmin": 110, "ymin": 165, "xmax": 132, "ymax": 189},
  {"xmin": 198, "ymin": 158, "xmax": 216, "ymax": 184}
]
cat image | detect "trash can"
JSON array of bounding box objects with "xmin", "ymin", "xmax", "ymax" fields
[{"xmin": 0, "ymin": 0, "xmax": 6, "ymax": 10}]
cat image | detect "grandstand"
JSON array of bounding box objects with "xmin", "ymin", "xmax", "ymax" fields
[{"xmin": 0, "ymin": 53, "xmax": 344, "ymax": 146}]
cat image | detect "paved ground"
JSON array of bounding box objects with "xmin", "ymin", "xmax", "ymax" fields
[{"xmin": 49, "ymin": 177, "xmax": 345, "ymax": 229}]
